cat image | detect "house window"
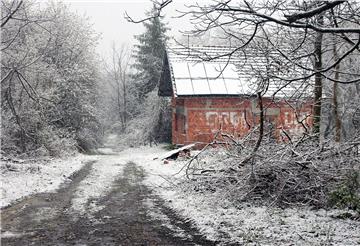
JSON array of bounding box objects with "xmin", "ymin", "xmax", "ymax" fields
[
  {"xmin": 284, "ymin": 112, "xmax": 292, "ymax": 124},
  {"xmin": 175, "ymin": 114, "xmax": 186, "ymax": 134},
  {"xmin": 175, "ymin": 113, "xmax": 178, "ymax": 132},
  {"xmin": 176, "ymin": 107, "xmax": 186, "ymax": 134},
  {"xmin": 177, "ymin": 114, "xmax": 186, "ymax": 134}
]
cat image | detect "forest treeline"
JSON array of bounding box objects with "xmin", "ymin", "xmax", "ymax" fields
[{"xmin": 1, "ymin": 1, "xmax": 170, "ymax": 157}]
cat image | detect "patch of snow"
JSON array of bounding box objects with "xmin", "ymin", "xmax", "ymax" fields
[
  {"xmin": 33, "ymin": 207, "xmax": 59, "ymax": 223},
  {"xmin": 0, "ymin": 154, "xmax": 96, "ymax": 208},
  {"xmin": 1, "ymin": 231, "xmax": 35, "ymax": 238},
  {"xmin": 135, "ymin": 148, "xmax": 187, "ymax": 189},
  {"xmin": 160, "ymin": 192, "xmax": 360, "ymax": 245},
  {"xmin": 97, "ymin": 147, "xmax": 117, "ymax": 155},
  {"xmin": 70, "ymin": 154, "xmax": 123, "ymax": 215},
  {"xmin": 106, "ymin": 134, "xmax": 118, "ymax": 141},
  {"xmin": 157, "ymin": 143, "xmax": 195, "ymax": 160}
]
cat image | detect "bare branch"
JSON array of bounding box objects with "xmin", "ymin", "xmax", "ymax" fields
[
  {"xmin": 214, "ymin": 2, "xmax": 360, "ymax": 34},
  {"xmin": 1, "ymin": 0, "xmax": 23, "ymax": 28},
  {"xmin": 125, "ymin": 0, "xmax": 172, "ymax": 23},
  {"xmin": 284, "ymin": 1, "xmax": 345, "ymax": 23}
]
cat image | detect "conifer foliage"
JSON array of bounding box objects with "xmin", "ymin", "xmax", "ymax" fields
[
  {"xmin": 129, "ymin": 5, "xmax": 171, "ymax": 144},
  {"xmin": 132, "ymin": 5, "xmax": 169, "ymax": 99}
]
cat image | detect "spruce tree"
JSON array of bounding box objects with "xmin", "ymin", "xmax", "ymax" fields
[
  {"xmin": 132, "ymin": 5, "xmax": 169, "ymax": 99},
  {"xmin": 130, "ymin": 6, "xmax": 171, "ymax": 143}
]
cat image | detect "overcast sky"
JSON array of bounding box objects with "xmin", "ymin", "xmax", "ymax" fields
[{"xmin": 65, "ymin": 0, "xmax": 194, "ymax": 61}]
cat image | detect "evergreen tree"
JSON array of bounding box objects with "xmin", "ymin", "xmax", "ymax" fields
[
  {"xmin": 129, "ymin": 6, "xmax": 171, "ymax": 144},
  {"xmin": 132, "ymin": 5, "xmax": 169, "ymax": 100}
]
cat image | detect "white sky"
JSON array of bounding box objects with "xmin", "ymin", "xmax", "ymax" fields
[{"xmin": 64, "ymin": 0, "xmax": 195, "ymax": 61}]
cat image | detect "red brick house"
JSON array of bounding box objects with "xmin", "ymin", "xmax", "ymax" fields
[{"xmin": 159, "ymin": 46, "xmax": 313, "ymax": 147}]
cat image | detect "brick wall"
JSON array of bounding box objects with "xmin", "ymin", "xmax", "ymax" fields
[{"xmin": 171, "ymin": 96, "xmax": 313, "ymax": 146}]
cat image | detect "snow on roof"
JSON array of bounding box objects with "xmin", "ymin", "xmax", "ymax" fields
[
  {"xmin": 166, "ymin": 46, "xmax": 313, "ymax": 98},
  {"xmin": 171, "ymin": 62, "xmax": 251, "ymax": 95}
]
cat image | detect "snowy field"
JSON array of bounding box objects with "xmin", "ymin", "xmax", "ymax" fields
[
  {"xmin": 138, "ymin": 147, "xmax": 360, "ymax": 245},
  {"xmin": 0, "ymin": 154, "xmax": 97, "ymax": 208}
]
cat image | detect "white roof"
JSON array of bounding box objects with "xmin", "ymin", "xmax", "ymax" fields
[
  {"xmin": 167, "ymin": 46, "xmax": 313, "ymax": 98},
  {"xmin": 171, "ymin": 62, "xmax": 251, "ymax": 95}
]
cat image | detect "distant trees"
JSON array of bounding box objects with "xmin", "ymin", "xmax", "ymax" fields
[
  {"xmin": 103, "ymin": 44, "xmax": 132, "ymax": 131},
  {"xmin": 1, "ymin": 1, "xmax": 102, "ymax": 156},
  {"xmin": 97, "ymin": 4, "xmax": 172, "ymax": 146}
]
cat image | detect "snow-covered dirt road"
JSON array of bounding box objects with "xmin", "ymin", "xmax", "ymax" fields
[{"xmin": 1, "ymin": 150, "xmax": 216, "ymax": 246}]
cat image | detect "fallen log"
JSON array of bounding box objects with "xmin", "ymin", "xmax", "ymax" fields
[{"xmin": 155, "ymin": 143, "xmax": 196, "ymax": 160}]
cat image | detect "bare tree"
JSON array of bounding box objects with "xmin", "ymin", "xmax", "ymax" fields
[
  {"xmin": 332, "ymin": 35, "xmax": 342, "ymax": 142},
  {"xmin": 112, "ymin": 44, "xmax": 131, "ymax": 130}
]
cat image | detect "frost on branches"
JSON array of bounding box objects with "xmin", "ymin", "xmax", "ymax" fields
[{"xmin": 1, "ymin": 1, "xmax": 102, "ymax": 157}]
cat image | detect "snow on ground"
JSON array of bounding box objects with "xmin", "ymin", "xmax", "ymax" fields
[
  {"xmin": 96, "ymin": 147, "xmax": 117, "ymax": 155},
  {"xmin": 0, "ymin": 154, "xmax": 96, "ymax": 208},
  {"xmin": 143, "ymin": 197, "xmax": 192, "ymax": 240},
  {"xmin": 157, "ymin": 191, "xmax": 360, "ymax": 245},
  {"xmin": 70, "ymin": 154, "xmax": 125, "ymax": 215},
  {"xmin": 0, "ymin": 231, "xmax": 35, "ymax": 238},
  {"xmin": 70, "ymin": 146, "xmax": 168, "ymax": 216},
  {"xmin": 138, "ymin": 147, "xmax": 360, "ymax": 245}
]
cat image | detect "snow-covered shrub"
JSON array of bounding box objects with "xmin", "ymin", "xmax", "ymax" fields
[
  {"xmin": 180, "ymin": 131, "xmax": 360, "ymax": 209},
  {"xmin": 117, "ymin": 91, "xmax": 171, "ymax": 147},
  {"xmin": 38, "ymin": 126, "xmax": 77, "ymax": 157},
  {"xmin": 1, "ymin": 105, "xmax": 77, "ymax": 157},
  {"xmin": 1, "ymin": 110, "xmax": 22, "ymax": 156},
  {"xmin": 329, "ymin": 172, "xmax": 360, "ymax": 213},
  {"xmin": 75, "ymin": 127, "xmax": 102, "ymax": 153}
]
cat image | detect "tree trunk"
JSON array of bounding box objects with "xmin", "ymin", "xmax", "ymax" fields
[
  {"xmin": 6, "ymin": 76, "xmax": 26, "ymax": 153},
  {"xmin": 122, "ymin": 77, "xmax": 127, "ymax": 130},
  {"xmin": 333, "ymin": 37, "xmax": 342, "ymax": 142},
  {"xmin": 312, "ymin": 15, "xmax": 324, "ymax": 137}
]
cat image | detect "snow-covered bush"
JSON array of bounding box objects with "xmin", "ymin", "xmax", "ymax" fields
[
  {"xmin": 117, "ymin": 91, "xmax": 171, "ymax": 147},
  {"xmin": 329, "ymin": 172, "xmax": 360, "ymax": 213},
  {"xmin": 180, "ymin": 131, "xmax": 360, "ymax": 210},
  {"xmin": 38, "ymin": 126, "xmax": 77, "ymax": 157}
]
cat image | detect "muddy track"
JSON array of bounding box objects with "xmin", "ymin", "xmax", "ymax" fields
[{"xmin": 1, "ymin": 160, "xmax": 217, "ymax": 245}]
